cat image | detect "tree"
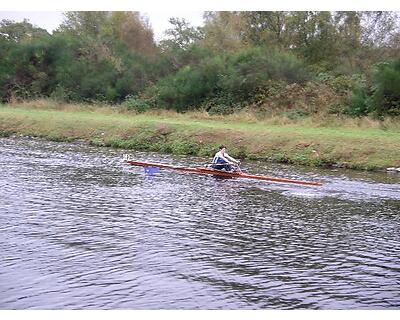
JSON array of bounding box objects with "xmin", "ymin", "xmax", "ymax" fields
[
  {"xmin": 59, "ymin": 12, "xmax": 109, "ymax": 38},
  {"xmin": 59, "ymin": 11, "xmax": 157, "ymax": 57},
  {"xmin": 0, "ymin": 20, "xmax": 51, "ymax": 101},
  {"xmin": 0, "ymin": 19, "xmax": 49, "ymax": 42},
  {"xmin": 157, "ymin": 17, "xmax": 208, "ymax": 72},
  {"xmin": 240, "ymin": 11, "xmax": 289, "ymax": 48},
  {"xmin": 357, "ymin": 12, "xmax": 400, "ymax": 69},
  {"xmin": 108, "ymin": 12, "xmax": 157, "ymax": 57},
  {"xmin": 285, "ymin": 12, "xmax": 340, "ymax": 70},
  {"xmin": 201, "ymin": 11, "xmax": 245, "ymax": 53},
  {"xmin": 160, "ymin": 17, "xmax": 204, "ymax": 51},
  {"xmin": 361, "ymin": 11, "xmax": 400, "ymax": 48}
]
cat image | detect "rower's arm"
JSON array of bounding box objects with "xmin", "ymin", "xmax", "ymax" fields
[
  {"xmin": 219, "ymin": 154, "xmax": 232, "ymax": 163},
  {"xmin": 225, "ymin": 153, "xmax": 240, "ymax": 164}
]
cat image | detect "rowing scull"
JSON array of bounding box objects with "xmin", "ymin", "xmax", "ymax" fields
[{"xmin": 124, "ymin": 159, "xmax": 322, "ymax": 187}]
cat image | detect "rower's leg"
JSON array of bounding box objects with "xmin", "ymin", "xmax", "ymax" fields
[
  {"xmin": 225, "ymin": 164, "xmax": 232, "ymax": 171},
  {"xmin": 212, "ymin": 163, "xmax": 222, "ymax": 170}
]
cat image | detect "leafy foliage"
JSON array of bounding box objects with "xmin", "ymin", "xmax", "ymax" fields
[
  {"xmin": 370, "ymin": 60, "xmax": 400, "ymax": 116},
  {"xmin": 0, "ymin": 19, "xmax": 49, "ymax": 42},
  {"xmin": 122, "ymin": 94, "xmax": 152, "ymax": 113},
  {"xmin": 346, "ymin": 59, "xmax": 400, "ymax": 116},
  {"xmin": 145, "ymin": 47, "xmax": 309, "ymax": 112},
  {"xmin": 0, "ymin": 14, "xmax": 158, "ymax": 103},
  {"xmin": 0, "ymin": 11, "xmax": 399, "ymax": 118},
  {"xmin": 346, "ymin": 84, "xmax": 371, "ymax": 116},
  {"xmin": 160, "ymin": 17, "xmax": 204, "ymax": 51}
]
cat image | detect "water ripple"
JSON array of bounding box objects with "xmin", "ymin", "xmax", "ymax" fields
[{"xmin": 0, "ymin": 137, "xmax": 399, "ymax": 309}]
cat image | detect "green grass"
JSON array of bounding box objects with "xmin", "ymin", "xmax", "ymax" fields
[{"xmin": 1, "ymin": 104, "xmax": 399, "ymax": 170}]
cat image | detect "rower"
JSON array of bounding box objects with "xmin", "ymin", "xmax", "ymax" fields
[{"xmin": 211, "ymin": 145, "xmax": 241, "ymax": 171}]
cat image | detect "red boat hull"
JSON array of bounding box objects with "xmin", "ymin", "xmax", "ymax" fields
[{"xmin": 125, "ymin": 160, "xmax": 322, "ymax": 186}]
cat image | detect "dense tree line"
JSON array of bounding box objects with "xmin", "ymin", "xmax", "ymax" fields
[{"xmin": 0, "ymin": 11, "xmax": 399, "ymax": 116}]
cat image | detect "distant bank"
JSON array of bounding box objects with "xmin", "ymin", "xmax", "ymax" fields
[{"xmin": 1, "ymin": 103, "xmax": 399, "ymax": 171}]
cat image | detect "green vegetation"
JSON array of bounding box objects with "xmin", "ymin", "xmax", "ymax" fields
[
  {"xmin": 0, "ymin": 12, "xmax": 399, "ymax": 170},
  {"xmin": 145, "ymin": 47, "xmax": 310, "ymax": 112},
  {"xmin": 346, "ymin": 60, "xmax": 400, "ymax": 117},
  {"xmin": 1, "ymin": 12, "xmax": 399, "ymax": 118},
  {"xmin": 1, "ymin": 103, "xmax": 399, "ymax": 170}
]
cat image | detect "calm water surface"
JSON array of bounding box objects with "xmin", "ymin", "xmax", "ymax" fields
[{"xmin": 0, "ymin": 137, "xmax": 399, "ymax": 309}]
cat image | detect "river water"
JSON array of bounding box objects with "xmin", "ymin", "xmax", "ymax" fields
[{"xmin": 0, "ymin": 137, "xmax": 399, "ymax": 309}]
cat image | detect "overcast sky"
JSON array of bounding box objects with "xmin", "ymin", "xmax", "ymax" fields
[
  {"xmin": 0, "ymin": 11, "xmax": 205, "ymax": 41},
  {"xmin": 0, "ymin": 1, "xmax": 398, "ymax": 41}
]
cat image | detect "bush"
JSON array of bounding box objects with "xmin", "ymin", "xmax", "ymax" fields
[
  {"xmin": 254, "ymin": 80, "xmax": 342, "ymax": 115},
  {"xmin": 202, "ymin": 94, "xmax": 244, "ymax": 115},
  {"xmin": 283, "ymin": 108, "xmax": 310, "ymax": 120},
  {"xmin": 214, "ymin": 47, "xmax": 310, "ymax": 102},
  {"xmin": 328, "ymin": 102, "xmax": 347, "ymax": 115},
  {"xmin": 122, "ymin": 95, "xmax": 152, "ymax": 113},
  {"xmin": 0, "ymin": 31, "xmax": 161, "ymax": 104},
  {"xmin": 345, "ymin": 83, "xmax": 370, "ymax": 116},
  {"xmin": 345, "ymin": 59, "xmax": 400, "ymax": 117},
  {"xmin": 369, "ymin": 60, "xmax": 400, "ymax": 116},
  {"xmin": 147, "ymin": 47, "xmax": 310, "ymax": 112},
  {"xmin": 316, "ymin": 73, "xmax": 362, "ymax": 95}
]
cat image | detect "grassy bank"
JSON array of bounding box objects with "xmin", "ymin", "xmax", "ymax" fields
[{"xmin": 1, "ymin": 102, "xmax": 399, "ymax": 170}]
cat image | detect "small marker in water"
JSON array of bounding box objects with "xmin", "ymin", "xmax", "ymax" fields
[{"xmin": 144, "ymin": 166, "xmax": 160, "ymax": 174}]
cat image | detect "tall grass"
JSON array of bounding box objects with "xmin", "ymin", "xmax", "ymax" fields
[
  {"xmin": 1, "ymin": 101, "xmax": 399, "ymax": 171},
  {"xmin": 5, "ymin": 98, "xmax": 400, "ymax": 131}
]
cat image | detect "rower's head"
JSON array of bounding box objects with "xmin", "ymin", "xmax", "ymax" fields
[{"xmin": 219, "ymin": 145, "xmax": 226, "ymax": 153}]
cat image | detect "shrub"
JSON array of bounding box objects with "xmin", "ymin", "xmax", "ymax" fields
[
  {"xmin": 145, "ymin": 58, "xmax": 224, "ymax": 111},
  {"xmin": 328, "ymin": 102, "xmax": 347, "ymax": 115},
  {"xmin": 283, "ymin": 108, "xmax": 310, "ymax": 120},
  {"xmin": 345, "ymin": 59, "xmax": 400, "ymax": 117},
  {"xmin": 122, "ymin": 95, "xmax": 152, "ymax": 113},
  {"xmin": 369, "ymin": 60, "xmax": 400, "ymax": 116},
  {"xmin": 147, "ymin": 47, "xmax": 310, "ymax": 112},
  {"xmin": 316, "ymin": 73, "xmax": 362, "ymax": 95},
  {"xmin": 200, "ymin": 93, "xmax": 245, "ymax": 115},
  {"xmin": 345, "ymin": 83, "xmax": 370, "ymax": 116},
  {"xmin": 215, "ymin": 47, "xmax": 310, "ymax": 102}
]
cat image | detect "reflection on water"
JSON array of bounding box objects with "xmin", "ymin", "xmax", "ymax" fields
[{"xmin": 0, "ymin": 137, "xmax": 399, "ymax": 309}]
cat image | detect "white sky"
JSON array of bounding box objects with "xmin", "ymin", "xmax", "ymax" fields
[
  {"xmin": 0, "ymin": 1, "xmax": 398, "ymax": 41},
  {"xmin": 0, "ymin": 11, "xmax": 205, "ymax": 41}
]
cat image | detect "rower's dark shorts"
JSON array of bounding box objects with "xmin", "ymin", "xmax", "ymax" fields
[{"xmin": 211, "ymin": 163, "xmax": 232, "ymax": 171}]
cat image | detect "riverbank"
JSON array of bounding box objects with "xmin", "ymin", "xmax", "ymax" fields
[{"xmin": 1, "ymin": 103, "xmax": 399, "ymax": 170}]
